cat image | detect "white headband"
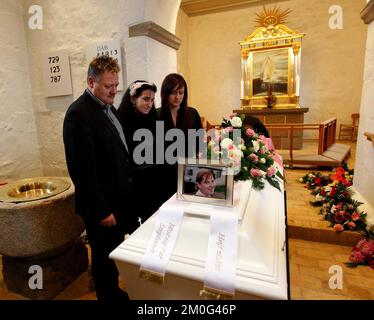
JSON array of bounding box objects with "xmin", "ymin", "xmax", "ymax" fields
[{"xmin": 129, "ymin": 81, "xmax": 155, "ymax": 96}]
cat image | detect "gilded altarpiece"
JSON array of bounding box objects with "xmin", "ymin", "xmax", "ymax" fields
[{"xmin": 239, "ymin": 9, "xmax": 305, "ymax": 109}]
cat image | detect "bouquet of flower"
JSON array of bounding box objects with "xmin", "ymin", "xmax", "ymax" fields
[
  {"xmin": 299, "ymin": 172, "xmax": 332, "ymax": 191},
  {"xmin": 300, "ymin": 167, "xmax": 374, "ymax": 269},
  {"xmin": 207, "ymin": 114, "xmax": 284, "ymax": 191},
  {"xmin": 321, "ymin": 197, "xmax": 367, "ymax": 232},
  {"xmin": 299, "ymin": 166, "xmax": 366, "ymax": 232},
  {"xmin": 346, "ymin": 237, "xmax": 374, "ymax": 269}
]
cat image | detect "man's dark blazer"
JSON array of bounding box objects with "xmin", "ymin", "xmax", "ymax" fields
[{"xmin": 63, "ymin": 91, "xmax": 136, "ymax": 233}]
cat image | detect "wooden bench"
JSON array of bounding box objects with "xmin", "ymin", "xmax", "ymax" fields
[{"xmin": 266, "ymin": 118, "xmax": 351, "ymax": 168}]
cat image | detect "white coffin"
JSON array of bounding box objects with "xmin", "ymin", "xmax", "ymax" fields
[{"xmin": 110, "ymin": 180, "xmax": 288, "ymax": 300}]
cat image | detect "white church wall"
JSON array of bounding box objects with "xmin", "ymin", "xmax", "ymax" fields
[
  {"xmin": 354, "ymin": 20, "xmax": 374, "ymax": 224},
  {"xmin": 175, "ymin": 8, "xmax": 191, "ymax": 93},
  {"xmin": 22, "ymin": 0, "xmax": 131, "ymax": 176},
  {"xmin": 0, "ymin": 0, "xmax": 43, "ymax": 179},
  {"xmin": 179, "ymin": 0, "xmax": 367, "ymax": 128},
  {"xmin": 21, "ymin": 0, "xmax": 180, "ymax": 176}
]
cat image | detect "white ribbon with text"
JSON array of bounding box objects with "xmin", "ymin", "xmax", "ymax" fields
[
  {"xmin": 204, "ymin": 210, "xmax": 238, "ymax": 294},
  {"xmin": 140, "ymin": 205, "xmax": 184, "ymax": 277}
]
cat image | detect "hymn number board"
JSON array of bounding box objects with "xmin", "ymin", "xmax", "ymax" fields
[
  {"xmin": 42, "ymin": 50, "xmax": 73, "ymax": 97},
  {"xmin": 86, "ymin": 39, "xmax": 124, "ymax": 91}
]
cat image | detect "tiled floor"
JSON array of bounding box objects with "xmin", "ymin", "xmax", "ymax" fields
[
  {"xmin": 1, "ymin": 139, "xmax": 372, "ymax": 300},
  {"xmin": 289, "ymin": 239, "xmax": 374, "ymax": 300}
]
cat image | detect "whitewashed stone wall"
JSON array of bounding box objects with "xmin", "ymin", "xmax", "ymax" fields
[
  {"xmin": 0, "ymin": 0, "xmax": 42, "ymax": 179},
  {"xmin": 22, "ymin": 0, "xmax": 180, "ymax": 176},
  {"xmin": 22, "ymin": 0, "xmax": 131, "ymax": 176},
  {"xmin": 353, "ymin": 20, "xmax": 374, "ymax": 223}
]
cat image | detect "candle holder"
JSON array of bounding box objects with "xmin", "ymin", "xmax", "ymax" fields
[{"xmin": 266, "ymin": 83, "xmax": 276, "ymax": 108}]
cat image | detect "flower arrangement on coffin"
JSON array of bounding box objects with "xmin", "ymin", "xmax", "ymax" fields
[{"xmin": 207, "ymin": 114, "xmax": 284, "ymax": 191}]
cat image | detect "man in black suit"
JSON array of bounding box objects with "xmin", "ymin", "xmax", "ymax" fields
[{"xmin": 63, "ymin": 55, "xmax": 136, "ymax": 301}]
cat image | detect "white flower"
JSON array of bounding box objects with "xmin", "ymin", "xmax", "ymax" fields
[
  {"xmin": 315, "ymin": 194, "xmax": 324, "ymax": 202},
  {"xmin": 298, "ymin": 178, "xmax": 304, "ymax": 183},
  {"xmin": 228, "ymin": 149, "xmax": 243, "ymax": 160},
  {"xmin": 230, "ymin": 116, "xmax": 242, "ymax": 128},
  {"xmin": 252, "ymin": 140, "xmax": 260, "ymax": 152},
  {"xmin": 238, "ymin": 144, "xmax": 246, "ymax": 150},
  {"xmin": 260, "ymin": 158, "xmax": 266, "ymax": 164},
  {"xmin": 220, "ymin": 138, "xmax": 233, "ymax": 149},
  {"xmin": 308, "ymin": 173, "xmax": 314, "ymax": 178}
]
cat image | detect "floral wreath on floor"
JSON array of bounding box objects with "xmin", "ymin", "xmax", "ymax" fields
[
  {"xmin": 207, "ymin": 114, "xmax": 284, "ymax": 191},
  {"xmin": 299, "ymin": 165, "xmax": 374, "ymax": 269}
]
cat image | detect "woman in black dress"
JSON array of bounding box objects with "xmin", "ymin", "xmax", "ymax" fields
[
  {"xmin": 157, "ymin": 73, "xmax": 203, "ymax": 203},
  {"xmin": 118, "ymin": 80, "xmax": 159, "ymax": 224}
]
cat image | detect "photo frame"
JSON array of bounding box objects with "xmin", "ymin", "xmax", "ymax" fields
[{"xmin": 177, "ymin": 159, "xmax": 234, "ymax": 207}]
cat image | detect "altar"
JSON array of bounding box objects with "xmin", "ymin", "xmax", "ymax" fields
[
  {"xmin": 235, "ymin": 6, "xmax": 307, "ymax": 150},
  {"xmin": 233, "ymin": 108, "xmax": 309, "ymax": 149},
  {"xmin": 109, "ymin": 179, "xmax": 288, "ymax": 300}
]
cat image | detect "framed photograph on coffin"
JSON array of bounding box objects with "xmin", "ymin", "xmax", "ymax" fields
[{"xmin": 177, "ymin": 159, "xmax": 234, "ymax": 207}]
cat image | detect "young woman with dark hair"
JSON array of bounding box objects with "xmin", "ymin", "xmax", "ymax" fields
[
  {"xmin": 118, "ymin": 80, "xmax": 160, "ymax": 223},
  {"xmin": 157, "ymin": 73, "xmax": 203, "ymax": 203},
  {"xmin": 118, "ymin": 80, "xmax": 158, "ymax": 151}
]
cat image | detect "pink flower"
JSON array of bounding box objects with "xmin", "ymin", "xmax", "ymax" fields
[
  {"xmin": 265, "ymin": 138, "xmax": 275, "ymax": 151},
  {"xmin": 349, "ymin": 251, "xmax": 366, "ymax": 264},
  {"xmin": 229, "ymin": 113, "xmax": 238, "ymax": 119},
  {"xmin": 347, "ymin": 221, "xmax": 356, "ymax": 229},
  {"xmin": 356, "ymin": 239, "xmax": 374, "ymax": 257},
  {"xmin": 259, "ymin": 135, "xmax": 267, "ymax": 143},
  {"xmin": 225, "ymin": 126, "xmax": 234, "ymax": 133},
  {"xmin": 356, "ymin": 239, "xmax": 367, "ymax": 249},
  {"xmin": 259, "ymin": 147, "xmax": 266, "ymax": 155},
  {"xmin": 333, "ymin": 224, "xmax": 344, "ymax": 232},
  {"xmin": 250, "ymin": 168, "xmax": 263, "ymax": 177},
  {"xmin": 267, "ymin": 167, "xmax": 276, "ymax": 177},
  {"xmin": 351, "ymin": 212, "xmax": 360, "ymax": 221},
  {"xmin": 246, "ymin": 128, "xmax": 255, "ymax": 137},
  {"xmin": 249, "ymin": 153, "xmax": 259, "ymax": 163}
]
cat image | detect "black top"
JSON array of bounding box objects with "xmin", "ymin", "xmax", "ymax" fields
[
  {"xmin": 117, "ymin": 102, "xmax": 160, "ymax": 222},
  {"xmin": 157, "ymin": 106, "xmax": 203, "ymax": 158},
  {"xmin": 118, "ymin": 102, "xmax": 157, "ymax": 156},
  {"xmin": 157, "ymin": 106, "xmax": 202, "ymax": 132},
  {"xmin": 157, "ymin": 105, "xmax": 203, "ymax": 203}
]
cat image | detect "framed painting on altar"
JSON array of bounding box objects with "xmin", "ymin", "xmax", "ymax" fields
[
  {"xmin": 177, "ymin": 159, "xmax": 234, "ymax": 207},
  {"xmin": 252, "ymin": 48, "xmax": 289, "ymax": 97}
]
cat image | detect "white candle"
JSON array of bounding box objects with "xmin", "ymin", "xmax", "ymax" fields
[{"xmin": 295, "ymin": 76, "xmax": 300, "ymax": 96}]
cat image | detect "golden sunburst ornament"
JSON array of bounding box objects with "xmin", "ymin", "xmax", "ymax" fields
[{"xmin": 254, "ymin": 5, "xmax": 292, "ymax": 28}]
